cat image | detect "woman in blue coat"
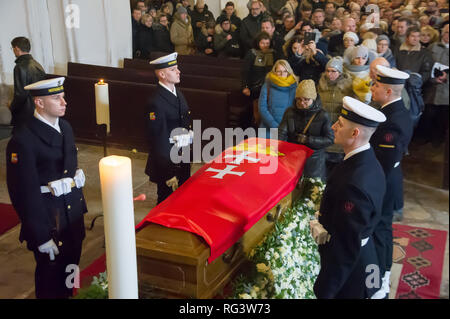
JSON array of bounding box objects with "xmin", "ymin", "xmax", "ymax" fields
[{"xmin": 258, "ymin": 59, "xmax": 298, "ymax": 139}]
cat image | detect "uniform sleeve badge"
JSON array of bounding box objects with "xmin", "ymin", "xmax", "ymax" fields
[
  {"xmin": 11, "ymin": 153, "xmax": 18, "ymax": 164},
  {"xmin": 149, "ymin": 112, "xmax": 156, "ymax": 120},
  {"xmin": 343, "ymin": 201, "xmax": 355, "ymax": 213},
  {"xmin": 384, "ymin": 133, "xmax": 394, "ymax": 143}
]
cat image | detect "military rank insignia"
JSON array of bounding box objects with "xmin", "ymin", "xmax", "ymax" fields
[
  {"xmin": 149, "ymin": 112, "xmax": 156, "ymax": 120},
  {"xmin": 11, "ymin": 153, "xmax": 18, "ymax": 164}
]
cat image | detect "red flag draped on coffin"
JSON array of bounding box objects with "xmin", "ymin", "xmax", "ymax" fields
[{"xmin": 136, "ymin": 138, "xmax": 313, "ymax": 263}]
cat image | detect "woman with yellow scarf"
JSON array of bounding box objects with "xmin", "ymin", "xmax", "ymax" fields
[{"xmin": 259, "ymin": 60, "xmax": 298, "ymax": 139}]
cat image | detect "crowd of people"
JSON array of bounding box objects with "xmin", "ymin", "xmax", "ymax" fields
[{"xmin": 131, "ymin": 0, "xmax": 448, "ymax": 157}]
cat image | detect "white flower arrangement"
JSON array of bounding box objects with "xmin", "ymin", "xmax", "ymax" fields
[{"xmin": 232, "ymin": 178, "xmax": 325, "ymax": 299}]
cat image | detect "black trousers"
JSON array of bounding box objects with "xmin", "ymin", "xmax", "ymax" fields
[
  {"xmin": 155, "ymin": 163, "xmax": 191, "ymax": 204},
  {"xmin": 393, "ymin": 165, "xmax": 404, "ymax": 212},
  {"xmin": 373, "ymin": 166, "xmax": 400, "ymax": 277},
  {"xmin": 32, "ymin": 236, "xmax": 83, "ymax": 299}
]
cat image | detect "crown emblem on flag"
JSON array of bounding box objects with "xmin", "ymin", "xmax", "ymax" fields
[{"xmin": 232, "ymin": 142, "xmax": 285, "ymax": 157}]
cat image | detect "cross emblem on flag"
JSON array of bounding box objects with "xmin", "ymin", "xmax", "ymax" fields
[
  {"xmin": 223, "ymin": 151, "xmax": 261, "ymax": 165},
  {"xmin": 205, "ymin": 165, "xmax": 245, "ymax": 179}
]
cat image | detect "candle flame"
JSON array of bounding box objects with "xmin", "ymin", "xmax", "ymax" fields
[{"xmin": 98, "ymin": 79, "xmax": 105, "ymax": 85}]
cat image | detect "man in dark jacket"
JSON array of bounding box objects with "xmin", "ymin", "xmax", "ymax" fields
[
  {"xmin": 240, "ymin": 0, "xmax": 267, "ymax": 55},
  {"xmin": 132, "ymin": 7, "xmax": 142, "ymax": 58},
  {"xmin": 196, "ymin": 21, "xmax": 217, "ymax": 56},
  {"xmin": 216, "ymin": 1, "xmax": 242, "ymax": 32},
  {"xmin": 10, "ymin": 37, "xmax": 46, "ymax": 129},
  {"xmin": 214, "ymin": 17, "xmax": 242, "ymax": 58},
  {"xmin": 328, "ymin": 17, "xmax": 357, "ymax": 57},
  {"xmin": 313, "ymin": 96, "xmax": 386, "ymax": 299},
  {"xmin": 190, "ymin": 0, "xmax": 215, "ymax": 41},
  {"xmin": 261, "ymin": 17, "xmax": 286, "ymax": 59},
  {"xmin": 395, "ymin": 26, "xmax": 434, "ymax": 85},
  {"xmin": 370, "ymin": 65, "xmax": 413, "ymax": 299},
  {"xmin": 152, "ymin": 14, "xmax": 175, "ymax": 53},
  {"xmin": 146, "ymin": 53, "xmax": 192, "ymax": 204},
  {"xmin": 6, "ymin": 77, "xmax": 87, "ymax": 299}
]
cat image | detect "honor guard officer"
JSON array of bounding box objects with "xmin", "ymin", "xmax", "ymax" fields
[
  {"xmin": 370, "ymin": 65, "xmax": 413, "ymax": 299},
  {"xmin": 6, "ymin": 77, "xmax": 87, "ymax": 299},
  {"xmin": 312, "ymin": 97, "xmax": 386, "ymax": 299},
  {"xmin": 145, "ymin": 52, "xmax": 193, "ymax": 204}
]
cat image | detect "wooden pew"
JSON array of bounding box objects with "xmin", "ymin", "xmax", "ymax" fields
[
  {"xmin": 67, "ymin": 62, "xmax": 252, "ymax": 129},
  {"xmin": 123, "ymin": 58, "xmax": 242, "ymax": 79},
  {"xmin": 60, "ymin": 75, "xmax": 230, "ymax": 150},
  {"xmin": 67, "ymin": 62, "xmax": 242, "ymax": 94},
  {"xmin": 149, "ymin": 52, "xmax": 244, "ymax": 68}
]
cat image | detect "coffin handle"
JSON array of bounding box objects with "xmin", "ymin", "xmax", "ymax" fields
[
  {"xmin": 267, "ymin": 204, "xmax": 282, "ymax": 223},
  {"xmin": 222, "ymin": 243, "xmax": 241, "ymax": 264}
]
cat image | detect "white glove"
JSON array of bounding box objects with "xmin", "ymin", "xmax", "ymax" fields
[
  {"xmin": 309, "ymin": 220, "xmax": 331, "ymax": 245},
  {"xmin": 74, "ymin": 169, "xmax": 85, "ymax": 188},
  {"xmin": 172, "ymin": 131, "xmax": 194, "ymax": 148},
  {"xmin": 38, "ymin": 239, "xmax": 60, "ymax": 261},
  {"xmin": 48, "ymin": 178, "xmax": 73, "ymax": 197},
  {"xmin": 165, "ymin": 176, "xmax": 179, "ymax": 191},
  {"xmin": 176, "ymin": 134, "xmax": 190, "ymax": 147}
]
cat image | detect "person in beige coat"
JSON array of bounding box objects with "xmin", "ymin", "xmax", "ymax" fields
[{"xmin": 170, "ymin": 6, "xmax": 196, "ymax": 55}]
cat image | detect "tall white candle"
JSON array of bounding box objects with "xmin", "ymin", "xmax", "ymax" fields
[
  {"xmin": 99, "ymin": 156, "xmax": 138, "ymax": 299},
  {"xmin": 95, "ymin": 79, "xmax": 111, "ymax": 133}
]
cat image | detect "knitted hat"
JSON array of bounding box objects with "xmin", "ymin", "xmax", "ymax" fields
[
  {"xmin": 296, "ymin": 80, "xmax": 317, "ymax": 100},
  {"xmin": 177, "ymin": 6, "xmax": 188, "ymax": 14},
  {"xmin": 376, "ymin": 34, "xmax": 390, "ymax": 45},
  {"xmin": 343, "ymin": 31, "xmax": 359, "ymax": 43},
  {"xmin": 350, "ymin": 45, "xmax": 369, "ymax": 60},
  {"xmin": 326, "ymin": 56, "xmax": 344, "ymax": 73}
]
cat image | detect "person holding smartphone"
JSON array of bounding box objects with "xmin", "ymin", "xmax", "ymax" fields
[{"xmin": 290, "ymin": 32, "xmax": 330, "ymax": 84}]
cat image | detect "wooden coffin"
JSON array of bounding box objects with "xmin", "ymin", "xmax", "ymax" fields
[{"xmin": 136, "ymin": 185, "xmax": 302, "ymax": 299}]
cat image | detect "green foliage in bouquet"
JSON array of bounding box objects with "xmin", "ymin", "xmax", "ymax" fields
[
  {"xmin": 73, "ymin": 271, "xmax": 108, "ymax": 299},
  {"xmin": 231, "ymin": 178, "xmax": 325, "ymax": 299}
]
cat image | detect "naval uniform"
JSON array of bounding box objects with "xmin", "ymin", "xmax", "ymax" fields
[
  {"xmin": 314, "ymin": 145, "xmax": 386, "ymax": 299},
  {"xmin": 145, "ymin": 83, "xmax": 192, "ymax": 204},
  {"xmin": 370, "ymin": 98, "xmax": 413, "ymax": 277},
  {"xmin": 6, "ymin": 116, "xmax": 87, "ymax": 299}
]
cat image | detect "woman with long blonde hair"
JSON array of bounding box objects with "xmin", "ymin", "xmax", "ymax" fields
[
  {"xmin": 258, "ymin": 59, "xmax": 298, "ymax": 139},
  {"xmin": 420, "ymin": 25, "xmax": 440, "ymax": 48}
]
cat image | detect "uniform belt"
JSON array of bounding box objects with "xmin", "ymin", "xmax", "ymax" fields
[
  {"xmin": 40, "ymin": 169, "xmax": 85, "ymax": 197},
  {"xmin": 40, "ymin": 180, "xmax": 76, "ymax": 194},
  {"xmin": 361, "ymin": 237, "xmax": 369, "ymax": 247}
]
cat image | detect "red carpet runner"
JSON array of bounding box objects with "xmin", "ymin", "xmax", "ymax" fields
[
  {"xmin": 0, "ymin": 203, "xmax": 20, "ymax": 236},
  {"xmin": 393, "ymin": 224, "xmax": 447, "ymax": 299}
]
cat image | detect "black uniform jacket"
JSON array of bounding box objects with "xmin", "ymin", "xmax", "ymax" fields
[
  {"xmin": 370, "ymin": 99, "xmax": 413, "ymax": 177},
  {"xmin": 145, "ymin": 84, "xmax": 191, "ymax": 183},
  {"xmin": 6, "ymin": 117, "xmax": 87, "ymax": 250},
  {"xmin": 314, "ymin": 147, "xmax": 386, "ymax": 298}
]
